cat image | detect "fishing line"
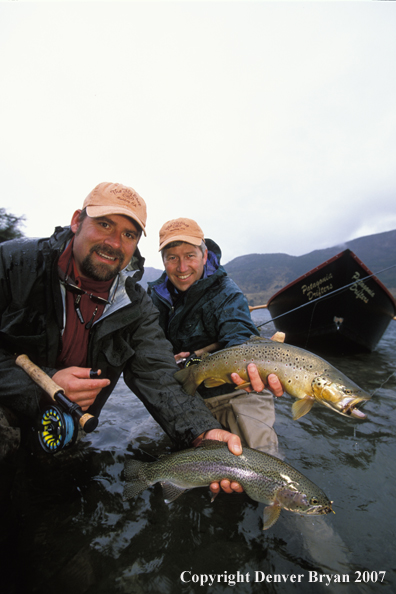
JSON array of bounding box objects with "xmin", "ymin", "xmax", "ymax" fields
[
  {"xmin": 256, "ymin": 262, "xmax": 396, "ymax": 330},
  {"xmin": 370, "ymin": 369, "xmax": 396, "ymax": 398}
]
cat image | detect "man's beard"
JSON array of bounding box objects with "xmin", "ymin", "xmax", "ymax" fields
[{"xmin": 80, "ymin": 244, "xmax": 124, "ymax": 281}]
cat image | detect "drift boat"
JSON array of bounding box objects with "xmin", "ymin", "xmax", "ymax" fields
[{"xmin": 264, "ymin": 249, "xmax": 396, "ymax": 354}]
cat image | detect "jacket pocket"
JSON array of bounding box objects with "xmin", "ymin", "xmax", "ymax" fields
[{"xmin": 101, "ymin": 334, "xmax": 136, "ymax": 368}]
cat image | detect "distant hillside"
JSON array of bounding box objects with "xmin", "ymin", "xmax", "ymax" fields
[
  {"xmin": 225, "ymin": 229, "xmax": 396, "ymax": 305},
  {"xmin": 140, "ymin": 229, "xmax": 396, "ymax": 304}
]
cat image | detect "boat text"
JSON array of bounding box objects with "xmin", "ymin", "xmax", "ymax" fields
[
  {"xmin": 301, "ymin": 274, "xmax": 333, "ymax": 301},
  {"xmin": 349, "ymin": 271, "xmax": 375, "ymax": 304}
]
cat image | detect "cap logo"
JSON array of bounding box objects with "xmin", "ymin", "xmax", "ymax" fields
[
  {"xmin": 165, "ymin": 221, "xmax": 191, "ymax": 232},
  {"xmin": 109, "ymin": 187, "xmax": 142, "ymax": 207}
]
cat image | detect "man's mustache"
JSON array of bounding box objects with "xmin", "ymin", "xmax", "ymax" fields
[{"xmin": 90, "ymin": 244, "xmax": 124, "ymax": 262}]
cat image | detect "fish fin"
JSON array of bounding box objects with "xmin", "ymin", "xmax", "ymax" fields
[
  {"xmin": 271, "ymin": 332, "xmax": 285, "ymax": 343},
  {"xmin": 262, "ymin": 504, "xmax": 282, "ymax": 530},
  {"xmin": 249, "ymin": 335, "xmax": 271, "ymax": 342},
  {"xmin": 204, "ymin": 377, "xmax": 227, "ymax": 388},
  {"xmin": 292, "ymin": 396, "xmax": 315, "ymax": 420},
  {"xmin": 198, "ymin": 439, "xmax": 228, "ymax": 450},
  {"xmin": 174, "ymin": 367, "xmax": 199, "ymax": 396},
  {"xmin": 124, "ymin": 459, "xmax": 144, "ymax": 481},
  {"xmin": 161, "ymin": 482, "xmax": 189, "ymax": 503},
  {"xmin": 123, "ymin": 479, "xmax": 149, "ymax": 500},
  {"xmin": 235, "ymin": 382, "xmax": 252, "ymax": 390},
  {"xmin": 210, "ymin": 490, "xmax": 219, "ymax": 502},
  {"xmin": 123, "ymin": 460, "xmax": 149, "ymax": 500}
]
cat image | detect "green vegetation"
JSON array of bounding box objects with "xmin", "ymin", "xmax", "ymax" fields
[{"xmin": 0, "ymin": 208, "xmax": 25, "ymax": 243}]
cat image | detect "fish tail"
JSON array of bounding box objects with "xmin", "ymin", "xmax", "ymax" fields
[
  {"xmin": 123, "ymin": 459, "xmax": 149, "ymax": 500},
  {"xmin": 174, "ymin": 366, "xmax": 199, "ymax": 396}
]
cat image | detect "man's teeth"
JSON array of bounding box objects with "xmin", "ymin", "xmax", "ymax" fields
[
  {"xmin": 178, "ymin": 274, "xmax": 191, "ymax": 279},
  {"xmin": 98, "ymin": 251, "xmax": 116, "ymax": 261}
]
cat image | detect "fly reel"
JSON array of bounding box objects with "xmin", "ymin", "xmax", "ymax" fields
[
  {"xmin": 15, "ymin": 354, "xmax": 99, "ymax": 455},
  {"xmin": 37, "ymin": 404, "xmax": 78, "ymax": 454}
]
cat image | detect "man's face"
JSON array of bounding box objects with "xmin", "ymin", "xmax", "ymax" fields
[
  {"xmin": 163, "ymin": 242, "xmax": 208, "ymax": 292},
  {"xmin": 71, "ymin": 211, "xmax": 140, "ymax": 281}
]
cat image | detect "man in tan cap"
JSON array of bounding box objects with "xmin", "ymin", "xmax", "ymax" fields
[
  {"xmin": 0, "ymin": 184, "xmax": 244, "ymax": 495},
  {"xmin": 148, "ymin": 217, "xmax": 284, "ymax": 457}
]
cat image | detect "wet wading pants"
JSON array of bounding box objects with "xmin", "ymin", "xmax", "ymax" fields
[{"xmin": 204, "ymin": 389, "xmax": 278, "ymax": 453}]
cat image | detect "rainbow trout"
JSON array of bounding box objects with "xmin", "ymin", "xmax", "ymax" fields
[
  {"xmin": 174, "ymin": 336, "xmax": 370, "ymax": 420},
  {"xmin": 123, "ymin": 440, "xmax": 333, "ymax": 530}
]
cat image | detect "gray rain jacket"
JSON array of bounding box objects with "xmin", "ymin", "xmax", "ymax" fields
[{"xmin": 0, "ymin": 226, "xmax": 221, "ymax": 447}]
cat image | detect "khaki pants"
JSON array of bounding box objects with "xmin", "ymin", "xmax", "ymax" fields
[{"xmin": 204, "ymin": 389, "xmax": 278, "ymax": 453}]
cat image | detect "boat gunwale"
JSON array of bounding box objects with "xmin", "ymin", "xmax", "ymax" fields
[{"xmin": 266, "ymin": 249, "xmax": 396, "ymax": 312}]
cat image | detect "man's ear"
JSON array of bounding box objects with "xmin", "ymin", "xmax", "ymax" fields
[
  {"xmin": 70, "ymin": 210, "xmax": 82, "ymax": 233},
  {"xmin": 203, "ymin": 248, "xmax": 208, "ymax": 265}
]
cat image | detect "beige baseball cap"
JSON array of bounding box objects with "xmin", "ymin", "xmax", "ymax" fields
[
  {"xmin": 83, "ymin": 182, "xmax": 147, "ymax": 236},
  {"xmin": 159, "ymin": 217, "xmax": 204, "ymax": 251}
]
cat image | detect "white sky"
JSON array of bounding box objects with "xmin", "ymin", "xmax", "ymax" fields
[{"xmin": 1, "ymin": 0, "xmax": 395, "ymax": 269}]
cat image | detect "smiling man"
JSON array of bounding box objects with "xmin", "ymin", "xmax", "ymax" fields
[
  {"xmin": 148, "ymin": 218, "xmax": 284, "ymax": 457},
  {"xmin": 0, "ymin": 184, "xmax": 242, "ymax": 475}
]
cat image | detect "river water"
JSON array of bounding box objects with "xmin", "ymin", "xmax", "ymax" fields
[{"xmin": 2, "ymin": 310, "xmax": 396, "ymax": 594}]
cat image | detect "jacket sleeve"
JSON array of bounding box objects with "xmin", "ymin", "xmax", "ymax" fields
[
  {"xmin": 0, "ymin": 242, "xmax": 44, "ymax": 419},
  {"xmin": 122, "ymin": 291, "xmax": 222, "ymax": 448},
  {"xmin": 213, "ymin": 278, "xmax": 260, "ymax": 349}
]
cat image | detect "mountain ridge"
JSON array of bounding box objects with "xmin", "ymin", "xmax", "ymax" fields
[{"xmin": 140, "ymin": 228, "xmax": 396, "ymax": 304}]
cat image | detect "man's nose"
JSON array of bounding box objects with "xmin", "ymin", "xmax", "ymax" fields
[
  {"xmin": 177, "ymin": 259, "xmax": 189, "ymax": 272},
  {"xmin": 104, "ymin": 231, "xmax": 122, "ymax": 249}
]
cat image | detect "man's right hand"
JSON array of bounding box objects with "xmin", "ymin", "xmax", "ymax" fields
[{"xmin": 52, "ymin": 367, "xmax": 111, "ymax": 410}]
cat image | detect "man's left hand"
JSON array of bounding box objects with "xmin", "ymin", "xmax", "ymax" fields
[
  {"xmin": 231, "ymin": 363, "xmax": 284, "ymax": 397},
  {"xmin": 193, "ymin": 428, "xmax": 244, "ymax": 495}
]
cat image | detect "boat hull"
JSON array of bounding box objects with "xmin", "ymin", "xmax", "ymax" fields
[{"xmin": 266, "ymin": 250, "xmax": 396, "ymax": 354}]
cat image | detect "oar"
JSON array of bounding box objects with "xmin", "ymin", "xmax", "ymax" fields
[
  {"xmin": 15, "ymin": 354, "xmax": 98, "ymax": 433},
  {"xmin": 249, "ymin": 304, "xmax": 268, "ymax": 311}
]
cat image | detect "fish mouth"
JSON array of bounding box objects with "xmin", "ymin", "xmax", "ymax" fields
[
  {"xmin": 339, "ymin": 397, "xmax": 368, "ymax": 419},
  {"xmin": 307, "ymin": 502, "xmax": 334, "ymax": 516}
]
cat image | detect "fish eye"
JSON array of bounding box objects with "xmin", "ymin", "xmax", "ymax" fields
[{"xmin": 310, "ymin": 497, "xmax": 319, "ymax": 505}]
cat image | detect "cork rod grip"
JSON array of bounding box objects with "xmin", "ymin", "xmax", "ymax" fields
[
  {"xmin": 16, "ymin": 354, "xmax": 64, "ymax": 400},
  {"xmin": 15, "ymin": 354, "xmax": 98, "ymax": 432}
]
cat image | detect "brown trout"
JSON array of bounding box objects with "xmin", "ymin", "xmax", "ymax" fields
[
  {"xmin": 123, "ymin": 440, "xmax": 333, "ymax": 530},
  {"xmin": 174, "ymin": 336, "xmax": 370, "ymax": 420}
]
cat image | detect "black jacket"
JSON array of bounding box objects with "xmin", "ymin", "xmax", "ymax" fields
[{"xmin": 0, "ymin": 226, "xmax": 221, "ymax": 447}]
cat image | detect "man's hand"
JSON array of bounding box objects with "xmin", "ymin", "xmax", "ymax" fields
[
  {"xmin": 231, "ymin": 363, "xmax": 284, "ymax": 397},
  {"xmin": 193, "ymin": 429, "xmax": 244, "ymax": 496},
  {"xmin": 52, "ymin": 367, "xmax": 111, "ymax": 410},
  {"xmin": 174, "ymin": 351, "xmax": 190, "ymax": 366}
]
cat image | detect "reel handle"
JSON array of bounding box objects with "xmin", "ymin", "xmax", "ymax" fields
[{"xmin": 15, "ymin": 354, "xmax": 98, "ymax": 433}]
